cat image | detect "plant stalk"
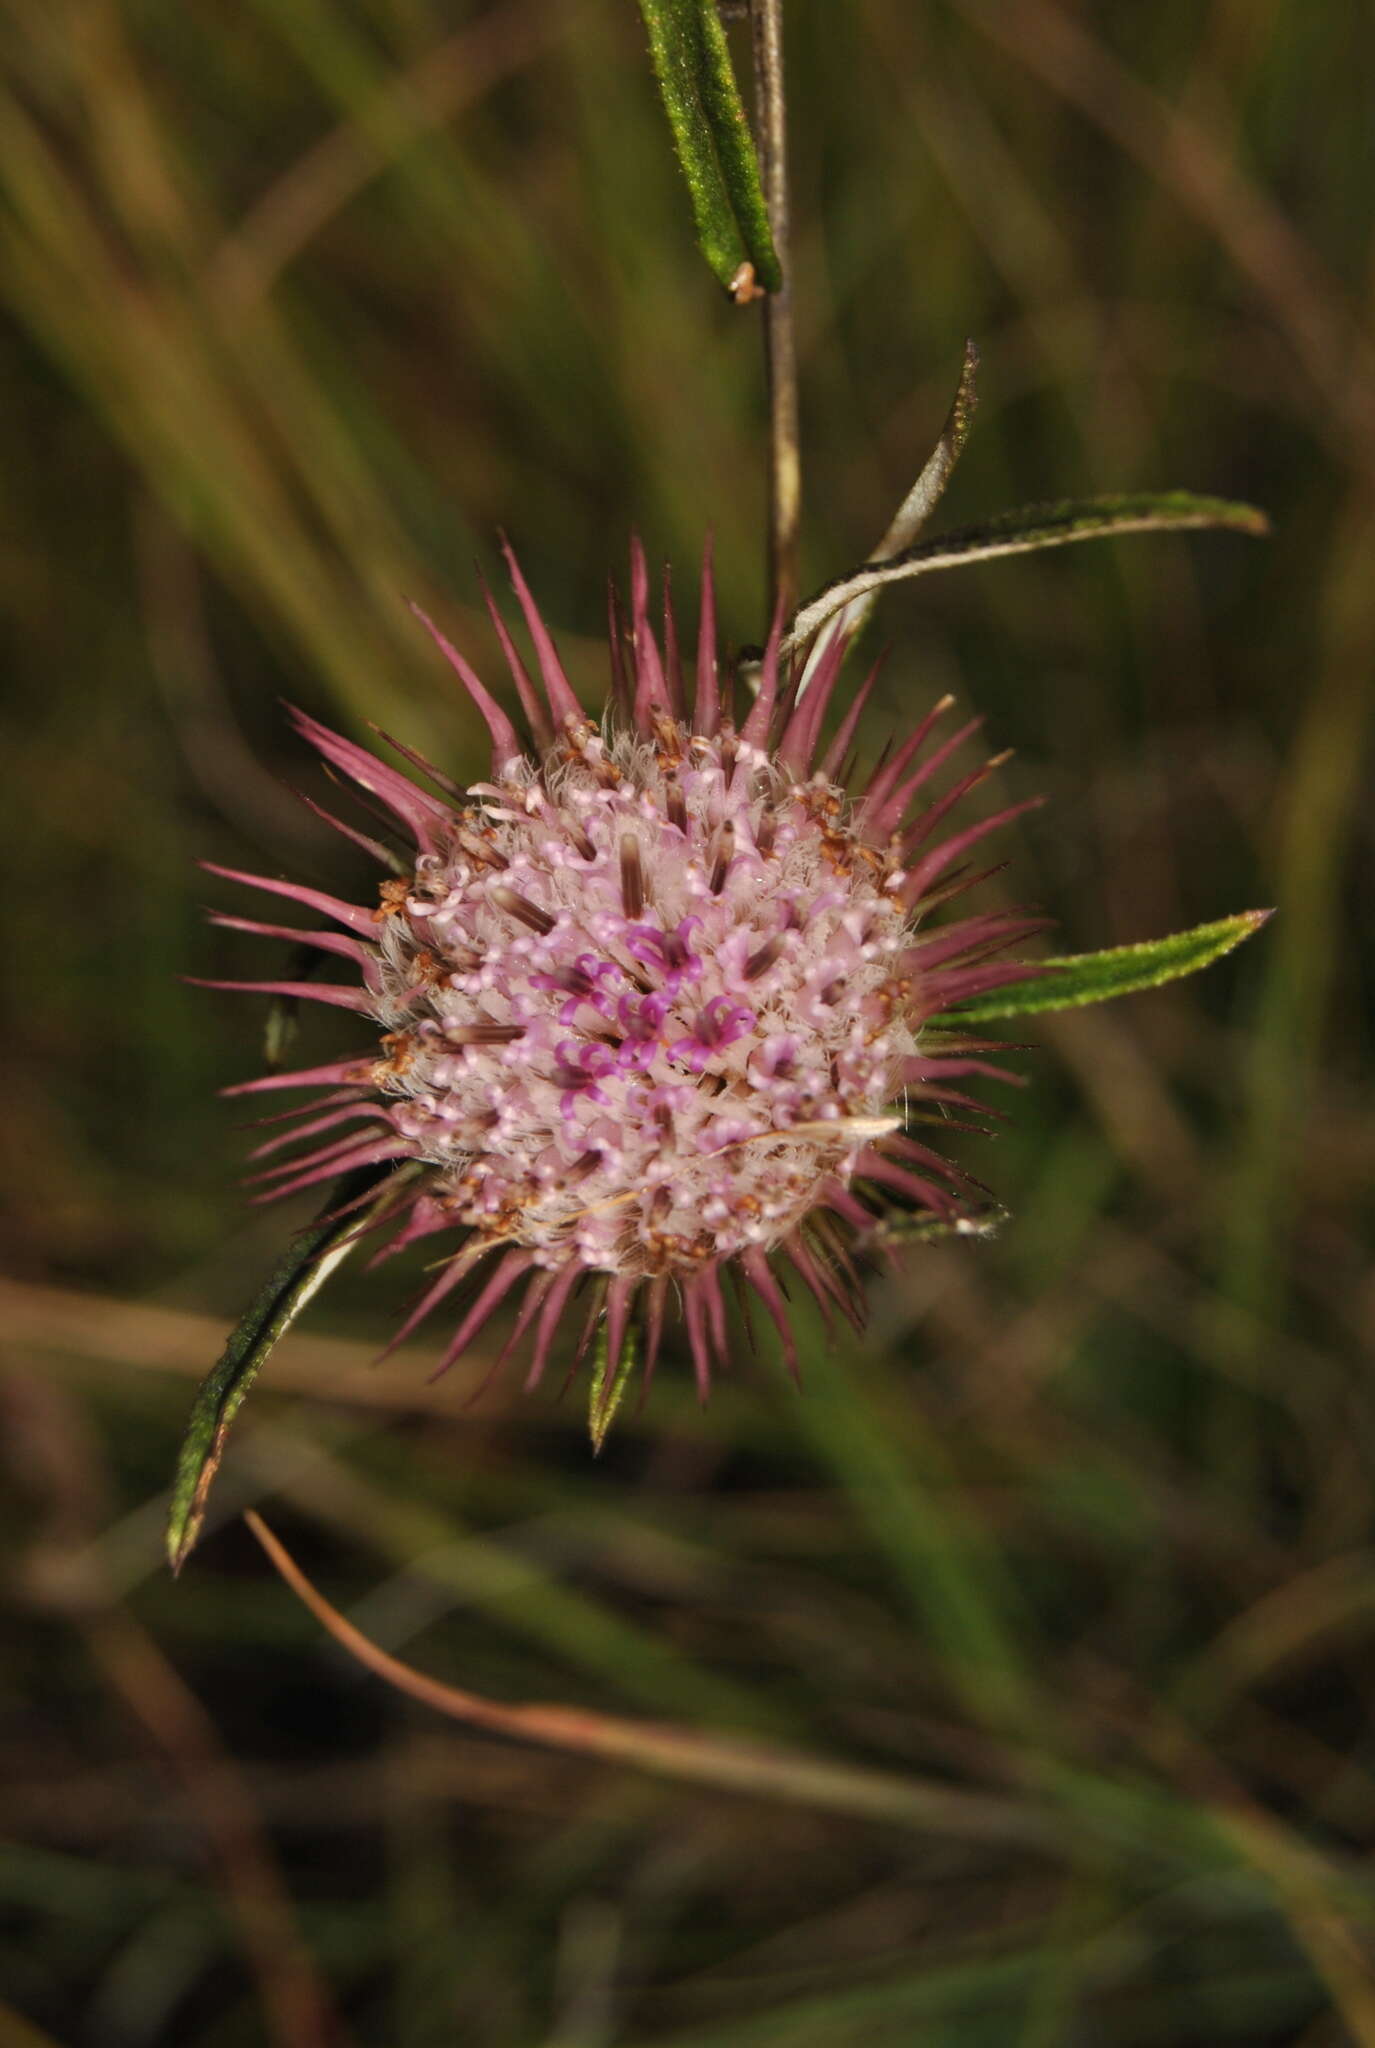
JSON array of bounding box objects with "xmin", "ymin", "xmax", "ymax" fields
[{"xmin": 749, "ymin": 0, "xmax": 800, "ymax": 621}]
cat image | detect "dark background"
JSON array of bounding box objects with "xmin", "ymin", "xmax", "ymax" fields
[{"xmin": 2, "ymin": 2, "xmax": 1373, "ymax": 2042}]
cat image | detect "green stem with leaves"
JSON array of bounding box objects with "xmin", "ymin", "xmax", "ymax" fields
[{"xmin": 750, "ymin": 0, "xmax": 800, "ymax": 621}]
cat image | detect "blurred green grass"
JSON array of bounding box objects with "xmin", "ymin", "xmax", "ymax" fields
[{"xmin": 2, "ymin": 2, "xmax": 1374, "ymax": 2043}]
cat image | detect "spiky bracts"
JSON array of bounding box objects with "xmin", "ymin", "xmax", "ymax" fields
[{"xmin": 199, "ymin": 541, "xmax": 1043, "ymax": 1398}]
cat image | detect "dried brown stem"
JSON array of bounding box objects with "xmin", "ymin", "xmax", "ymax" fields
[{"xmin": 245, "ymin": 1511, "xmax": 1055, "ymax": 1845}]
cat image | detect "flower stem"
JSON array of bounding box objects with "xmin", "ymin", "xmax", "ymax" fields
[{"xmin": 749, "ymin": 0, "xmax": 800, "ymax": 621}]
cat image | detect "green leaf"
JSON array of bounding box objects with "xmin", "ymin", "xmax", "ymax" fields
[
  {"xmin": 943, "ymin": 911, "xmax": 1273, "ymax": 1024},
  {"xmin": 166, "ymin": 1160, "xmax": 424, "ymax": 1573},
  {"xmin": 636, "ymin": 0, "xmax": 782, "ymax": 295},
  {"xmin": 786, "ymin": 490, "xmax": 1270, "ymax": 654},
  {"xmin": 870, "ymin": 338, "xmax": 981, "ymax": 559},
  {"xmin": 589, "ymin": 1315, "xmax": 640, "ymax": 1455},
  {"xmin": 798, "ymin": 343, "xmax": 981, "ymax": 684}
]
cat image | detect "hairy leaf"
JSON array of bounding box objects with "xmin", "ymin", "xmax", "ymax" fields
[
  {"xmin": 798, "ymin": 341, "xmax": 980, "ymax": 689},
  {"xmin": 945, "ymin": 911, "xmax": 1273, "ymax": 1024},
  {"xmin": 166, "ymin": 1160, "xmax": 422, "ymax": 1572},
  {"xmin": 636, "ymin": 0, "xmax": 782, "ymax": 295},
  {"xmin": 786, "ymin": 491, "xmax": 1269, "ymax": 654},
  {"xmin": 871, "ymin": 339, "xmax": 982, "ymax": 560},
  {"xmin": 589, "ymin": 1316, "xmax": 641, "ymax": 1455}
]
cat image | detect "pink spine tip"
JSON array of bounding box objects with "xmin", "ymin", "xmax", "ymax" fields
[
  {"xmin": 184, "ymin": 974, "xmax": 377, "ymax": 1014},
  {"xmin": 198, "ymin": 862, "xmax": 378, "ymax": 937},
  {"xmin": 498, "ymin": 534, "xmax": 585, "ymax": 728},
  {"xmin": 408, "ymin": 602, "xmax": 524, "ymax": 769},
  {"xmin": 738, "ymin": 598, "xmax": 787, "ymax": 748},
  {"xmin": 284, "ymin": 703, "xmax": 447, "ymax": 848},
  {"xmin": 629, "ymin": 535, "xmax": 670, "ymax": 731},
  {"xmin": 478, "ymin": 566, "xmax": 553, "ymax": 751},
  {"xmin": 693, "ymin": 534, "xmax": 721, "ymax": 738}
]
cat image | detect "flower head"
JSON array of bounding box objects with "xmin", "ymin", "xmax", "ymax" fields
[{"xmin": 201, "ymin": 541, "xmax": 1042, "ymax": 1398}]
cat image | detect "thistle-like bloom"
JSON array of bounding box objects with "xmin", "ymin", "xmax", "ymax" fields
[{"xmin": 200, "ymin": 542, "xmax": 1043, "ymax": 1396}]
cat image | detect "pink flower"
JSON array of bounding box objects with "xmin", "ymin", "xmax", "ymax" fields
[{"xmin": 198, "ymin": 540, "xmax": 1043, "ymax": 1398}]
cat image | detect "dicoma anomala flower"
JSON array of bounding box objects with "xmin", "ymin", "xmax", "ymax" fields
[{"xmin": 197, "ymin": 538, "xmax": 1046, "ymax": 1402}]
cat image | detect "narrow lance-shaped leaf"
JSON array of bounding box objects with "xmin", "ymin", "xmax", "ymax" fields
[
  {"xmin": 636, "ymin": 0, "xmax": 782, "ymax": 296},
  {"xmin": 166, "ymin": 1159, "xmax": 424, "ymax": 1573},
  {"xmin": 871, "ymin": 339, "xmax": 983, "ymax": 560},
  {"xmin": 785, "ymin": 492, "xmax": 1270, "ymax": 656},
  {"xmin": 589, "ymin": 1315, "xmax": 641, "ymax": 1455},
  {"xmin": 799, "ymin": 341, "xmax": 981, "ymax": 692},
  {"xmin": 943, "ymin": 911, "xmax": 1273, "ymax": 1025}
]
